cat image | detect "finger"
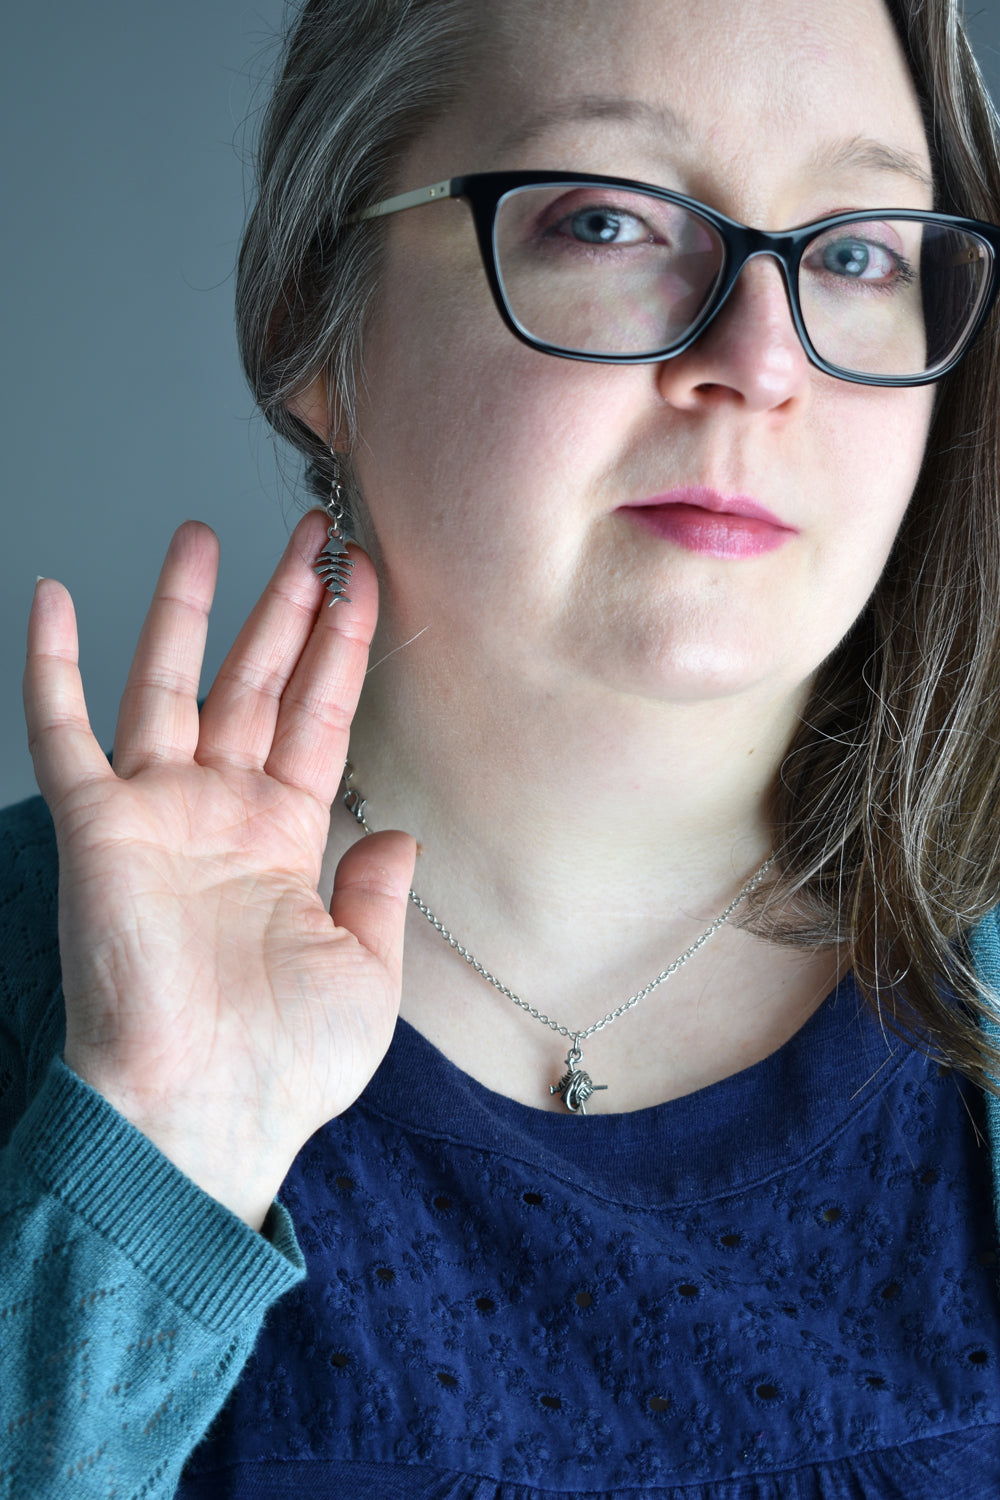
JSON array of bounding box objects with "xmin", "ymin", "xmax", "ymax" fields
[
  {"xmin": 112, "ymin": 521, "xmax": 220, "ymax": 778},
  {"xmin": 262, "ymin": 544, "xmax": 378, "ymax": 806},
  {"xmin": 23, "ymin": 578, "xmax": 114, "ymax": 811},
  {"xmin": 330, "ymin": 830, "xmax": 417, "ymax": 981},
  {"xmin": 197, "ymin": 511, "xmax": 376, "ymax": 778}
]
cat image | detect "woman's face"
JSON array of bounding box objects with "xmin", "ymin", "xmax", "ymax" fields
[{"xmin": 346, "ymin": 0, "xmax": 936, "ymax": 713}]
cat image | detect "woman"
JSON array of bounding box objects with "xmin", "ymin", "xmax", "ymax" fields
[{"xmin": 5, "ymin": 0, "xmax": 1000, "ymax": 1493}]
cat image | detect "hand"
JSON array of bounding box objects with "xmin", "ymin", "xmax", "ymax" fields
[{"xmin": 23, "ymin": 512, "xmax": 415, "ymax": 1228}]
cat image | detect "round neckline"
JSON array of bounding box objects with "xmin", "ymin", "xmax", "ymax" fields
[{"xmin": 356, "ymin": 973, "xmax": 918, "ymax": 1210}]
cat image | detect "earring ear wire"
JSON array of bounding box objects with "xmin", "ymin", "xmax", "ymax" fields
[{"xmin": 313, "ymin": 448, "xmax": 354, "ymax": 605}]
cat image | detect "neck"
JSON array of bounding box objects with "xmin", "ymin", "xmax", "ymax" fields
[
  {"xmin": 345, "ymin": 634, "xmax": 804, "ymax": 955},
  {"xmin": 331, "ymin": 634, "xmax": 842, "ymax": 1112}
]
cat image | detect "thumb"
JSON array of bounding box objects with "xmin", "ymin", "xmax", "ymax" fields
[{"xmin": 330, "ymin": 829, "xmax": 417, "ymax": 981}]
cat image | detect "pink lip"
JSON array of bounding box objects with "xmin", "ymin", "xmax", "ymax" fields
[{"xmin": 619, "ymin": 486, "xmax": 797, "ymax": 559}]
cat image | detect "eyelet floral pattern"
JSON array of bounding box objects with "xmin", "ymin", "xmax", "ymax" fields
[{"xmin": 182, "ymin": 978, "xmax": 1000, "ymax": 1498}]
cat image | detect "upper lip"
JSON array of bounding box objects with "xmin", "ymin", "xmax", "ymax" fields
[{"xmin": 620, "ymin": 486, "xmax": 796, "ymax": 530}]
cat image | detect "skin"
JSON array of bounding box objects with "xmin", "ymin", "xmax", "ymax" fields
[
  {"xmin": 349, "ymin": 0, "xmax": 934, "ymax": 715},
  {"xmin": 24, "ymin": 0, "xmax": 937, "ymax": 1226},
  {"xmin": 311, "ymin": 0, "xmax": 936, "ymax": 1101}
]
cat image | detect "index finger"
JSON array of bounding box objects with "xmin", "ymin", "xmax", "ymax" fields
[{"xmin": 196, "ymin": 511, "xmax": 377, "ymax": 794}]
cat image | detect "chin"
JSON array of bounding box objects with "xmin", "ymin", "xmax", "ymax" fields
[
  {"xmin": 554, "ymin": 611, "xmax": 777, "ymax": 700},
  {"xmin": 566, "ymin": 645, "xmax": 790, "ymax": 708}
]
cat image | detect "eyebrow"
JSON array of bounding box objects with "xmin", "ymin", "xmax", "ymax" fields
[
  {"xmin": 491, "ymin": 97, "xmax": 934, "ymax": 197},
  {"xmin": 491, "ymin": 94, "xmax": 689, "ymax": 157},
  {"xmin": 807, "ymin": 135, "xmax": 935, "ymax": 196}
]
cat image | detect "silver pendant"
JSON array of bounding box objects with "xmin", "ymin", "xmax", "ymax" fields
[
  {"xmin": 314, "ymin": 523, "xmax": 353, "ymax": 605},
  {"xmin": 550, "ymin": 1040, "xmax": 608, "ymax": 1114}
]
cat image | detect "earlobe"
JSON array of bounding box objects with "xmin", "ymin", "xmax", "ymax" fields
[{"xmin": 285, "ymin": 381, "xmax": 371, "ymax": 554}]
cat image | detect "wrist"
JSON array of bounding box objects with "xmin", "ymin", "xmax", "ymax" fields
[{"xmin": 62, "ymin": 1051, "xmax": 300, "ymax": 1230}]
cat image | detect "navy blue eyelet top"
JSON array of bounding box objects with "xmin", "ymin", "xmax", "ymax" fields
[{"xmin": 180, "ymin": 975, "xmax": 1000, "ymax": 1497}]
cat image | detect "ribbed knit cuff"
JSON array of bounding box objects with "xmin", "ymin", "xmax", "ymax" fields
[{"xmin": 11, "ymin": 1056, "xmax": 305, "ymax": 1333}]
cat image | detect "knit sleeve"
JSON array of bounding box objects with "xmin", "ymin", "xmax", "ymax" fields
[{"xmin": 0, "ymin": 797, "xmax": 306, "ymax": 1498}]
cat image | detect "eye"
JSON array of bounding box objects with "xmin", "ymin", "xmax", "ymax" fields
[
  {"xmin": 824, "ymin": 237, "xmax": 891, "ymax": 278},
  {"xmin": 556, "ymin": 203, "xmax": 654, "ymax": 247},
  {"xmin": 807, "ymin": 233, "xmax": 912, "ymax": 287}
]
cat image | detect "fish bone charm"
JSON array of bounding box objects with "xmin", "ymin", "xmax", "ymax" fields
[{"xmin": 314, "ymin": 523, "xmax": 353, "ymax": 605}]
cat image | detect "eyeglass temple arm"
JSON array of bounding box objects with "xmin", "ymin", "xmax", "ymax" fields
[{"xmin": 346, "ymin": 180, "xmax": 456, "ymax": 224}]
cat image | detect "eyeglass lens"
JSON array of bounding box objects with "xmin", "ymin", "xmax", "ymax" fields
[{"xmin": 492, "ymin": 184, "xmax": 993, "ymax": 378}]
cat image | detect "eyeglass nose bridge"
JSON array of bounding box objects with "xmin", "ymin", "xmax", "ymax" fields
[{"xmin": 684, "ymin": 226, "xmax": 814, "ymax": 364}]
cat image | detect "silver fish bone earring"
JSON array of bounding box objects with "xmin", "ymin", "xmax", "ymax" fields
[{"xmin": 314, "ymin": 451, "xmax": 354, "ymax": 605}]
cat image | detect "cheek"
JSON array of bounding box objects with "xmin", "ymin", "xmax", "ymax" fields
[
  {"xmin": 812, "ymin": 382, "xmax": 934, "ymax": 546},
  {"xmin": 354, "ymin": 258, "xmax": 630, "ymax": 552},
  {"xmin": 794, "ymin": 385, "xmax": 934, "ymax": 673}
]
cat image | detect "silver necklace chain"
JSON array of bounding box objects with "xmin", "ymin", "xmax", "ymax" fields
[{"xmin": 341, "ymin": 762, "xmax": 774, "ymax": 1112}]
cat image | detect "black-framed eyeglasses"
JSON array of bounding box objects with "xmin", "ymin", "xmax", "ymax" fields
[{"xmin": 349, "ymin": 169, "xmax": 1000, "ymax": 387}]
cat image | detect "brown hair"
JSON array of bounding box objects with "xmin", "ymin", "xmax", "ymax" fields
[
  {"xmin": 760, "ymin": 0, "xmax": 1000, "ymax": 1092},
  {"xmin": 236, "ymin": 0, "xmax": 1000, "ymax": 1090},
  {"xmin": 236, "ymin": 0, "xmax": 480, "ymax": 520}
]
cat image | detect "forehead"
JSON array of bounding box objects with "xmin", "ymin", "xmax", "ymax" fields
[{"xmin": 437, "ymin": 0, "xmax": 931, "ymax": 210}]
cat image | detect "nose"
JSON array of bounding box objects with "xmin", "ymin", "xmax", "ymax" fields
[{"xmin": 655, "ymin": 254, "xmax": 812, "ymax": 413}]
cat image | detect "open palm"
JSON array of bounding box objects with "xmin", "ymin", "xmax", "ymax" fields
[{"xmin": 23, "ymin": 512, "xmax": 414, "ymax": 1227}]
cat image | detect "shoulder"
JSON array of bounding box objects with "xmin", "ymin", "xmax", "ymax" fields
[
  {"xmin": 0, "ymin": 794, "xmax": 63, "ymax": 1117},
  {"xmin": 968, "ymin": 904, "xmax": 1000, "ymax": 1062},
  {"xmin": 969, "ymin": 903, "xmax": 1000, "ymax": 985},
  {"xmin": 0, "ymin": 789, "xmax": 58, "ymax": 895},
  {"xmin": 0, "ymin": 793, "xmax": 59, "ymax": 971}
]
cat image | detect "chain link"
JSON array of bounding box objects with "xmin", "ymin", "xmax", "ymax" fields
[{"xmin": 342, "ymin": 763, "xmax": 774, "ymax": 1044}]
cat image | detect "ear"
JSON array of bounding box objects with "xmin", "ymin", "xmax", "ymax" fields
[{"xmin": 286, "ymin": 375, "xmax": 340, "ymax": 445}]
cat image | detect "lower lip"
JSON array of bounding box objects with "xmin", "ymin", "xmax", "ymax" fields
[{"xmin": 621, "ymin": 504, "xmax": 793, "ymax": 558}]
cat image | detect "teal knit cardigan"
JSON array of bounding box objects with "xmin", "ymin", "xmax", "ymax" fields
[{"xmin": 1, "ymin": 792, "xmax": 998, "ymax": 1498}]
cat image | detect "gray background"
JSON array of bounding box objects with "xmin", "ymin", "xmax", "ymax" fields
[{"xmin": 2, "ymin": 2, "xmax": 999, "ymax": 807}]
